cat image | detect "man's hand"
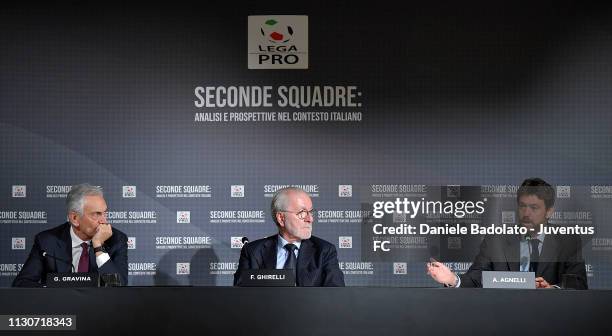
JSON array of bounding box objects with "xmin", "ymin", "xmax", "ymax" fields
[
  {"xmin": 535, "ymin": 277, "xmax": 552, "ymax": 289},
  {"xmin": 427, "ymin": 260, "xmax": 457, "ymax": 286},
  {"xmin": 92, "ymin": 223, "xmax": 113, "ymax": 248}
]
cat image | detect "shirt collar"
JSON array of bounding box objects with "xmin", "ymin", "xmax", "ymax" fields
[
  {"xmin": 521, "ymin": 226, "xmax": 546, "ymax": 243},
  {"xmin": 277, "ymin": 234, "xmax": 301, "ymax": 250},
  {"xmin": 69, "ymin": 224, "xmax": 90, "ymax": 248}
]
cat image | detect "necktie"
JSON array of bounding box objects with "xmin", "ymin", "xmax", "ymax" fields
[
  {"xmin": 77, "ymin": 242, "xmax": 89, "ymax": 273},
  {"xmin": 283, "ymin": 244, "xmax": 298, "ymax": 285},
  {"xmin": 529, "ymin": 239, "xmax": 540, "ymax": 273}
]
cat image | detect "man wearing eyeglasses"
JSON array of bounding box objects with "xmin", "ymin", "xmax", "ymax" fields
[
  {"xmin": 234, "ymin": 187, "xmax": 345, "ymax": 286},
  {"xmin": 13, "ymin": 183, "xmax": 128, "ymax": 287}
]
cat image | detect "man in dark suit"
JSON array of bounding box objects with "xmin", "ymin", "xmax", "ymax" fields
[
  {"xmin": 234, "ymin": 187, "xmax": 345, "ymax": 286},
  {"xmin": 13, "ymin": 183, "xmax": 128, "ymax": 287},
  {"xmin": 427, "ymin": 178, "xmax": 588, "ymax": 289}
]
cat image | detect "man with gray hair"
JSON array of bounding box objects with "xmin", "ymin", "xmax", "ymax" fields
[
  {"xmin": 13, "ymin": 183, "xmax": 128, "ymax": 287},
  {"xmin": 234, "ymin": 187, "xmax": 345, "ymax": 286}
]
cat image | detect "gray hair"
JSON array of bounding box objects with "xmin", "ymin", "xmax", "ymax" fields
[
  {"xmin": 271, "ymin": 187, "xmax": 307, "ymax": 226},
  {"xmin": 66, "ymin": 183, "xmax": 104, "ymax": 215}
]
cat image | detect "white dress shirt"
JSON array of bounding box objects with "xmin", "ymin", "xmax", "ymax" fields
[
  {"xmin": 275, "ymin": 235, "xmax": 301, "ymax": 269},
  {"xmin": 69, "ymin": 225, "xmax": 110, "ymax": 272}
]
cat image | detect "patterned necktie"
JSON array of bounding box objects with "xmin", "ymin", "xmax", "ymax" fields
[
  {"xmin": 77, "ymin": 242, "xmax": 89, "ymax": 273},
  {"xmin": 283, "ymin": 244, "xmax": 298, "ymax": 285},
  {"xmin": 529, "ymin": 239, "xmax": 540, "ymax": 273}
]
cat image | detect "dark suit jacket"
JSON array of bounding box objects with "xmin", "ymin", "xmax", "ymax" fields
[
  {"xmin": 12, "ymin": 222, "xmax": 128, "ymax": 287},
  {"xmin": 460, "ymin": 230, "xmax": 588, "ymax": 289},
  {"xmin": 234, "ymin": 235, "xmax": 345, "ymax": 287}
]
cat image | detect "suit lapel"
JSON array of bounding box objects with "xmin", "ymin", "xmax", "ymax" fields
[
  {"xmin": 297, "ymin": 239, "xmax": 314, "ymax": 286},
  {"xmin": 56, "ymin": 223, "xmax": 73, "ymax": 273},
  {"xmin": 262, "ymin": 236, "xmax": 277, "ymax": 269},
  {"xmin": 88, "ymin": 244, "xmax": 97, "ymax": 273},
  {"xmin": 504, "ymin": 235, "xmax": 520, "ymax": 271},
  {"xmin": 538, "ymin": 233, "xmax": 559, "ymax": 277}
]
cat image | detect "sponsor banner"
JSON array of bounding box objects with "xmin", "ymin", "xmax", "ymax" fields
[
  {"xmin": 248, "ymin": 15, "xmax": 308, "ymax": 69},
  {"xmin": 338, "ymin": 185, "xmax": 352, "ymax": 198},
  {"xmin": 127, "ymin": 237, "xmax": 136, "ymax": 250},
  {"xmin": 0, "ymin": 211, "xmax": 47, "ymax": 224},
  {"xmin": 177, "ymin": 211, "xmax": 190, "ymax": 224},
  {"xmin": 557, "ymin": 186, "xmax": 571, "ymax": 199},
  {"xmin": 549, "ymin": 211, "xmax": 593, "ymax": 226},
  {"xmin": 231, "ymin": 185, "xmax": 245, "ymax": 198},
  {"xmin": 12, "ymin": 185, "xmax": 26, "ymax": 198},
  {"xmin": 193, "ymin": 111, "xmax": 363, "ymax": 123},
  {"xmin": 339, "ymin": 262, "xmax": 374, "ymax": 276},
  {"xmin": 155, "ymin": 236, "xmax": 212, "ymax": 249},
  {"xmin": 381, "ymin": 236, "xmax": 429, "ymax": 250},
  {"xmin": 480, "ymin": 185, "xmax": 520, "ymax": 199},
  {"xmin": 393, "ymin": 262, "xmax": 407, "ymax": 275},
  {"xmin": 231, "ymin": 237, "xmax": 245, "ymax": 249},
  {"xmin": 46, "ymin": 185, "xmax": 72, "ymax": 198},
  {"xmin": 264, "ymin": 185, "xmax": 319, "ymax": 197},
  {"xmin": 209, "ymin": 210, "xmax": 265, "ymax": 224},
  {"xmin": 338, "ymin": 236, "xmax": 352, "ymax": 249},
  {"xmin": 176, "ymin": 262, "xmax": 190, "ymax": 275},
  {"xmin": 370, "ymin": 185, "xmax": 427, "ymax": 198},
  {"xmin": 0, "ymin": 264, "xmax": 23, "ymax": 277},
  {"xmin": 317, "ymin": 210, "xmax": 370, "ymax": 224},
  {"xmin": 106, "ymin": 211, "xmax": 157, "ymax": 224},
  {"xmin": 591, "ymin": 186, "xmax": 612, "ymax": 199},
  {"xmin": 12, "ymin": 238, "xmax": 25, "ymax": 250},
  {"xmin": 128, "ymin": 263, "xmax": 157, "ymax": 276},
  {"xmin": 209, "ymin": 262, "xmax": 238, "ymax": 275},
  {"xmin": 592, "ymin": 238, "xmax": 612, "ymax": 251},
  {"xmin": 155, "ymin": 185, "xmax": 212, "ymax": 198},
  {"xmin": 122, "ymin": 186, "xmax": 136, "ymax": 198}
]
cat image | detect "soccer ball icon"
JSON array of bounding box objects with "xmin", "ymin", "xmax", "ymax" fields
[{"xmin": 260, "ymin": 19, "xmax": 294, "ymax": 43}]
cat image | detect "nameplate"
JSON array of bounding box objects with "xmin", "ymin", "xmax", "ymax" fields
[
  {"xmin": 240, "ymin": 270, "xmax": 296, "ymax": 287},
  {"xmin": 482, "ymin": 271, "xmax": 535, "ymax": 289},
  {"xmin": 46, "ymin": 273, "xmax": 99, "ymax": 288}
]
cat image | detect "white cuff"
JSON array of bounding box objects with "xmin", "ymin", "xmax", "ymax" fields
[
  {"xmin": 444, "ymin": 274, "xmax": 460, "ymax": 288},
  {"xmin": 96, "ymin": 253, "xmax": 110, "ymax": 268}
]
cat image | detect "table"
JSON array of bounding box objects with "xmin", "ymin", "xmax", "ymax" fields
[{"xmin": 0, "ymin": 287, "xmax": 609, "ymax": 335}]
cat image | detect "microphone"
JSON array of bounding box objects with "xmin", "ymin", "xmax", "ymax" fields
[
  {"xmin": 241, "ymin": 237, "xmax": 249, "ymax": 245},
  {"xmin": 42, "ymin": 251, "xmax": 75, "ymax": 272}
]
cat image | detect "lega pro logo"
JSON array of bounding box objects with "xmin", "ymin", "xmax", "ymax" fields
[
  {"xmin": 12, "ymin": 185, "xmax": 26, "ymax": 198},
  {"xmin": 176, "ymin": 262, "xmax": 190, "ymax": 275},
  {"xmin": 127, "ymin": 237, "xmax": 136, "ymax": 250},
  {"xmin": 177, "ymin": 211, "xmax": 191, "ymax": 224},
  {"xmin": 122, "ymin": 186, "xmax": 136, "ymax": 198},
  {"xmin": 248, "ymin": 15, "xmax": 308, "ymax": 69},
  {"xmin": 12, "ymin": 238, "xmax": 26, "ymax": 250}
]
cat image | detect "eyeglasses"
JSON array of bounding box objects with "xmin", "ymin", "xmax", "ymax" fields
[{"xmin": 281, "ymin": 209, "xmax": 317, "ymax": 220}]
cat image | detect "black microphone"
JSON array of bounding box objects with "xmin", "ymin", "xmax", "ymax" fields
[
  {"xmin": 241, "ymin": 237, "xmax": 249, "ymax": 245},
  {"xmin": 42, "ymin": 251, "xmax": 75, "ymax": 272}
]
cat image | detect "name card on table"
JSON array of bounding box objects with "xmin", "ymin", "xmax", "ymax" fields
[
  {"xmin": 239, "ymin": 270, "xmax": 296, "ymax": 287},
  {"xmin": 46, "ymin": 273, "xmax": 99, "ymax": 288},
  {"xmin": 482, "ymin": 271, "xmax": 535, "ymax": 289}
]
